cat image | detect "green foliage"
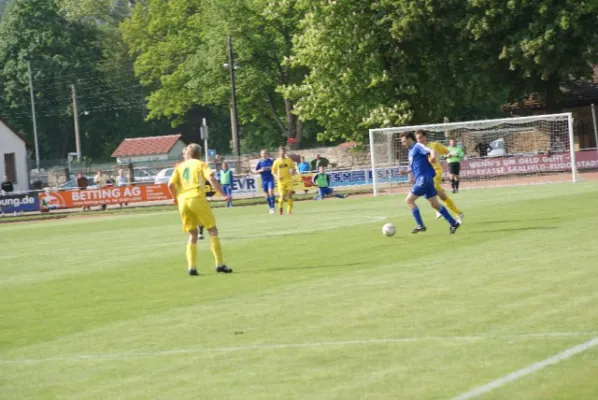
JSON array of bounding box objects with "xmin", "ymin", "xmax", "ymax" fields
[
  {"xmin": 0, "ymin": 0, "xmax": 182, "ymax": 161},
  {"xmin": 0, "ymin": 0, "xmax": 105, "ymax": 158},
  {"xmin": 56, "ymin": 0, "xmax": 131, "ymax": 25},
  {"xmin": 121, "ymin": 0, "xmax": 313, "ymax": 149},
  {"xmin": 465, "ymin": 0, "xmax": 598, "ymax": 107},
  {"xmin": 287, "ymin": 0, "xmax": 512, "ymax": 143},
  {"xmin": 3, "ymin": 0, "xmax": 597, "ymax": 157}
]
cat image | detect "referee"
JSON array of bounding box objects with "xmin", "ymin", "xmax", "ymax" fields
[{"xmin": 446, "ymin": 139, "xmax": 464, "ymax": 193}]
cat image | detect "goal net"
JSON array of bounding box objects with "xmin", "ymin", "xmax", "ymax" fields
[{"xmin": 368, "ymin": 113, "xmax": 578, "ymax": 196}]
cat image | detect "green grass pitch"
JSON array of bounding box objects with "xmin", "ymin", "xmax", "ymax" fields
[{"xmin": 1, "ymin": 182, "xmax": 598, "ymax": 399}]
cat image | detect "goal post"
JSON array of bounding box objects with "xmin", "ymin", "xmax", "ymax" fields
[{"xmin": 369, "ymin": 113, "xmax": 578, "ymax": 196}]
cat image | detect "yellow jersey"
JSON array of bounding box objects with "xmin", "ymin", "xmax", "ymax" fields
[
  {"xmin": 426, "ymin": 142, "xmax": 449, "ymax": 175},
  {"xmin": 272, "ymin": 157, "xmax": 294, "ymax": 182},
  {"xmin": 169, "ymin": 159, "xmax": 214, "ymax": 200}
]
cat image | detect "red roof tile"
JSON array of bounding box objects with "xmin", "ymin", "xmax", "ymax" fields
[
  {"xmin": 338, "ymin": 141, "xmax": 359, "ymax": 148},
  {"xmin": 111, "ymin": 134, "xmax": 183, "ymax": 157}
]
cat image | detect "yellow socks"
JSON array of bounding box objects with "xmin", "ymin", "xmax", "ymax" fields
[
  {"xmin": 444, "ymin": 197, "xmax": 461, "ymax": 216},
  {"xmin": 209, "ymin": 236, "xmax": 224, "ymax": 267},
  {"xmin": 287, "ymin": 198, "xmax": 293, "ymax": 213},
  {"xmin": 278, "ymin": 197, "xmax": 284, "ymax": 209},
  {"xmin": 186, "ymin": 243, "xmax": 197, "ymax": 269}
]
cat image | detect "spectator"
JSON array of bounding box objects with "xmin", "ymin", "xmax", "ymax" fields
[
  {"xmin": 218, "ymin": 162, "xmax": 234, "ymax": 208},
  {"xmin": 76, "ymin": 173, "xmax": 90, "ymax": 211},
  {"xmin": 94, "ymin": 170, "xmax": 109, "ymax": 210},
  {"xmin": 474, "ymin": 141, "xmax": 489, "ymax": 157},
  {"xmin": 297, "ymin": 156, "xmax": 311, "ymax": 174},
  {"xmin": 315, "ymin": 154, "xmax": 324, "ymax": 169},
  {"xmin": 116, "ymin": 169, "xmax": 128, "ymax": 207},
  {"xmin": 310, "ymin": 154, "xmax": 330, "ymax": 171},
  {"xmin": 1, "ymin": 175, "xmax": 16, "ymax": 217},
  {"xmin": 551, "ymin": 136, "xmax": 566, "ymax": 153}
]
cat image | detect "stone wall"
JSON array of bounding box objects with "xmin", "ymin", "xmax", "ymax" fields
[
  {"xmin": 47, "ymin": 168, "xmax": 70, "ymax": 188},
  {"xmin": 246, "ymin": 143, "xmax": 372, "ymax": 171}
]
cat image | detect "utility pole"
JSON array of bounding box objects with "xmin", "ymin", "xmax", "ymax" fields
[
  {"xmin": 591, "ymin": 104, "xmax": 598, "ymax": 157},
  {"xmin": 71, "ymin": 84, "xmax": 82, "ymax": 162},
  {"xmin": 227, "ymin": 36, "xmax": 241, "ymax": 164},
  {"xmin": 201, "ymin": 118, "xmax": 209, "ymax": 164},
  {"xmin": 24, "ymin": 57, "xmax": 40, "ymax": 171}
]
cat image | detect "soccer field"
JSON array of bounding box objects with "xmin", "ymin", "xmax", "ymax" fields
[{"xmin": 1, "ymin": 183, "xmax": 598, "ymax": 399}]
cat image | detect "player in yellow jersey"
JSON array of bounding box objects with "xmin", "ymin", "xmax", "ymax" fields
[
  {"xmin": 168, "ymin": 143, "xmax": 233, "ymax": 276},
  {"xmin": 271, "ymin": 146, "xmax": 295, "ymax": 215},
  {"xmin": 415, "ymin": 131, "xmax": 464, "ymax": 223}
]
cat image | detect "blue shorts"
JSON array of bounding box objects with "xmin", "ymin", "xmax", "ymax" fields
[
  {"xmin": 410, "ymin": 176, "xmax": 437, "ymax": 199},
  {"xmin": 262, "ymin": 179, "xmax": 275, "ymax": 193},
  {"xmin": 222, "ymin": 184, "xmax": 232, "ymax": 197},
  {"xmin": 318, "ymin": 187, "xmax": 333, "ymax": 197}
]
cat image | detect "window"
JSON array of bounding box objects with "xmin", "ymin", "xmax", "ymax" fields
[{"xmin": 4, "ymin": 153, "xmax": 16, "ymax": 183}]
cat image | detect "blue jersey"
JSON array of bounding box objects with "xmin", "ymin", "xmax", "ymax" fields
[
  {"xmin": 255, "ymin": 158, "xmax": 274, "ymax": 181},
  {"xmin": 408, "ymin": 143, "xmax": 436, "ymax": 179}
]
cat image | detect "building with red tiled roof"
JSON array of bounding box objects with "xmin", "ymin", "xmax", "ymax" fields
[{"xmin": 111, "ymin": 134, "xmax": 186, "ymax": 164}]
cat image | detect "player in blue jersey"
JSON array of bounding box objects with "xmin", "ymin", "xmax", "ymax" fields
[
  {"xmin": 400, "ymin": 132, "xmax": 460, "ymax": 234},
  {"xmin": 253, "ymin": 149, "xmax": 276, "ymax": 214}
]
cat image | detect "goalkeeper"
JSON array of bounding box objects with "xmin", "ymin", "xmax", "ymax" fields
[
  {"xmin": 416, "ymin": 131, "xmax": 463, "ymax": 223},
  {"xmin": 312, "ymin": 166, "xmax": 347, "ymax": 200}
]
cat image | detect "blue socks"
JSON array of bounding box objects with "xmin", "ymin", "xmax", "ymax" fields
[
  {"xmin": 267, "ymin": 196, "xmax": 275, "ymax": 209},
  {"xmin": 438, "ymin": 206, "xmax": 457, "ymax": 226},
  {"xmin": 411, "ymin": 207, "xmax": 424, "ymax": 227}
]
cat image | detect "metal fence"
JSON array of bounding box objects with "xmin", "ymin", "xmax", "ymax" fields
[{"xmin": 27, "ymin": 153, "xmax": 253, "ymax": 190}]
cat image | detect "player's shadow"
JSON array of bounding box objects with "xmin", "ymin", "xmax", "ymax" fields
[
  {"xmin": 482, "ymin": 217, "xmax": 562, "ymax": 225},
  {"xmin": 234, "ymin": 262, "xmax": 365, "ymax": 274},
  {"xmin": 477, "ymin": 226, "xmax": 558, "ymax": 233}
]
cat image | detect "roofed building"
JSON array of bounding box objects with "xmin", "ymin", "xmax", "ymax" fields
[{"xmin": 111, "ymin": 134, "xmax": 186, "ymax": 164}]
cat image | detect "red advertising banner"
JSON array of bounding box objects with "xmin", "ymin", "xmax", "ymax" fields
[
  {"xmin": 444, "ymin": 150, "xmax": 598, "ymax": 179},
  {"xmin": 39, "ymin": 184, "xmax": 173, "ymax": 210}
]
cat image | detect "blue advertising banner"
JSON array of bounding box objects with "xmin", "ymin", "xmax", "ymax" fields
[
  {"xmin": 323, "ymin": 167, "xmax": 409, "ymax": 188},
  {"xmin": 0, "ymin": 192, "xmax": 40, "ymax": 213},
  {"xmin": 368, "ymin": 167, "xmax": 410, "ymax": 184},
  {"xmin": 328, "ymin": 169, "xmax": 368, "ymax": 187}
]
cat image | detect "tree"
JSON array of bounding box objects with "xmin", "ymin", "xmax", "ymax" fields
[
  {"xmin": 465, "ymin": 0, "xmax": 598, "ymax": 111},
  {"xmin": 121, "ymin": 0, "xmax": 313, "ymax": 150},
  {"xmin": 287, "ymin": 0, "xmax": 509, "ymax": 144},
  {"xmin": 0, "ymin": 0, "xmax": 105, "ymax": 159}
]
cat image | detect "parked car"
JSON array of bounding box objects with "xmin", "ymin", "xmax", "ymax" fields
[
  {"xmin": 154, "ymin": 168, "xmax": 174, "ymax": 184},
  {"xmin": 132, "ymin": 167, "xmax": 159, "ymax": 183},
  {"xmin": 59, "ymin": 177, "xmax": 98, "ymax": 191}
]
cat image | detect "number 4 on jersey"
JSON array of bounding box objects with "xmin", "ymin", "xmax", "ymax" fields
[{"xmin": 182, "ymin": 168, "xmax": 190, "ymax": 182}]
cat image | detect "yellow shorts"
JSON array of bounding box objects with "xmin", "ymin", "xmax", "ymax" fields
[
  {"xmin": 178, "ymin": 196, "xmax": 216, "ymax": 232},
  {"xmin": 278, "ymin": 180, "xmax": 293, "ymax": 197}
]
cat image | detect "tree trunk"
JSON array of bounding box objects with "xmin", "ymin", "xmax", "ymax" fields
[
  {"xmin": 544, "ymin": 74, "xmax": 562, "ymax": 114},
  {"xmin": 285, "ymin": 98, "xmax": 300, "ymax": 150}
]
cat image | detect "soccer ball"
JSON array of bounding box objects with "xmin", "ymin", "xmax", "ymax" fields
[{"xmin": 382, "ymin": 223, "xmax": 396, "ymax": 237}]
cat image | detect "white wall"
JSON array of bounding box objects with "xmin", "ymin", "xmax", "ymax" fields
[
  {"xmin": 0, "ymin": 120, "xmax": 29, "ymax": 192},
  {"xmin": 169, "ymin": 140, "xmax": 187, "ymax": 159}
]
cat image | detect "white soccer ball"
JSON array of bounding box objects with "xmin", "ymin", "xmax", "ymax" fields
[{"xmin": 382, "ymin": 223, "xmax": 396, "ymax": 237}]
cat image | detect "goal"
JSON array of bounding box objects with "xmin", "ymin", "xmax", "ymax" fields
[{"xmin": 368, "ymin": 113, "xmax": 578, "ymax": 196}]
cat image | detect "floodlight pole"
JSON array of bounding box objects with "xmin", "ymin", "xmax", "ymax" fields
[
  {"xmin": 227, "ymin": 36, "xmax": 241, "ymax": 166},
  {"xmin": 25, "ymin": 57, "xmax": 40, "ymax": 171},
  {"xmin": 201, "ymin": 118, "xmax": 209, "ymax": 164},
  {"xmin": 591, "ymin": 104, "xmax": 598, "ymax": 156}
]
